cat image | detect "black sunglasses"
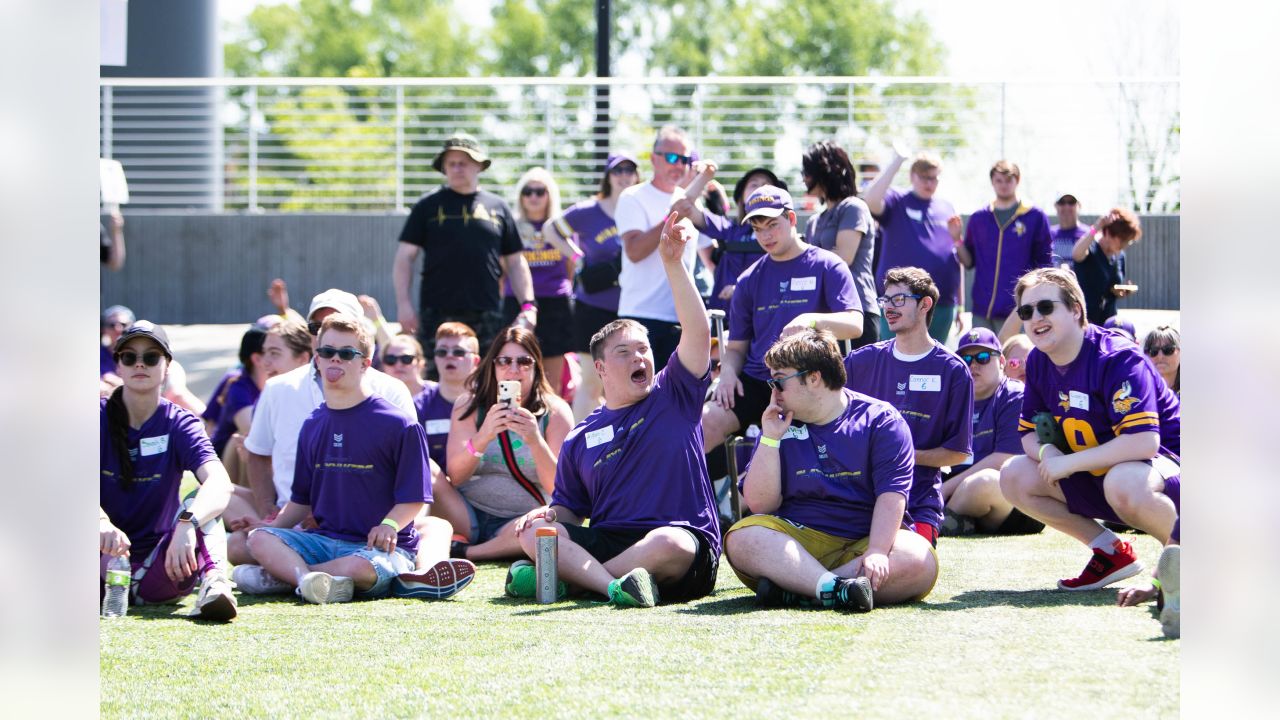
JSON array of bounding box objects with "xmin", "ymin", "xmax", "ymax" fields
[
  {"xmin": 765, "ymin": 370, "xmax": 809, "ymax": 391},
  {"xmin": 609, "ymin": 164, "xmax": 638, "ymax": 175},
  {"xmin": 383, "ymin": 354, "xmax": 418, "ymax": 366},
  {"xmin": 317, "ymin": 346, "xmax": 366, "ymax": 362},
  {"xmin": 660, "ymin": 152, "xmax": 693, "ymax": 166},
  {"xmin": 521, "ymin": 186, "xmax": 547, "ymax": 197},
  {"xmin": 115, "ymin": 350, "xmax": 165, "ymax": 367},
  {"xmin": 434, "ymin": 347, "xmax": 472, "ymax": 358},
  {"xmin": 307, "ymin": 321, "xmax": 323, "ymax": 336},
  {"xmin": 1015, "ymin": 299, "xmax": 1067, "ymax": 321},
  {"xmin": 495, "ymin": 355, "xmax": 535, "ymax": 368},
  {"xmin": 960, "ymin": 351, "xmax": 996, "ymax": 366},
  {"xmin": 1147, "ymin": 346, "xmax": 1178, "ymax": 357}
]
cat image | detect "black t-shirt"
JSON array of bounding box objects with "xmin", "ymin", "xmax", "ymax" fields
[
  {"xmin": 398, "ymin": 187, "xmax": 523, "ymax": 313},
  {"xmin": 1072, "ymin": 240, "xmax": 1126, "ymax": 325}
]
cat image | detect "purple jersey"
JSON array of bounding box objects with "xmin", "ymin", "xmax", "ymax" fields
[
  {"xmin": 209, "ymin": 372, "xmax": 260, "ymax": 457},
  {"xmin": 874, "ymin": 187, "xmax": 962, "ymax": 304},
  {"xmin": 699, "ymin": 212, "xmax": 764, "ymax": 313},
  {"xmin": 554, "ymin": 199, "xmax": 623, "ymax": 311},
  {"xmin": 843, "ymin": 340, "xmax": 974, "ymax": 528},
  {"xmin": 504, "ymin": 220, "xmax": 572, "ymax": 299},
  {"xmin": 551, "ymin": 351, "xmax": 721, "ymax": 556},
  {"xmin": 1050, "ymin": 223, "xmax": 1088, "ymax": 266},
  {"xmin": 200, "ymin": 368, "xmax": 240, "ymax": 426},
  {"xmin": 963, "ymin": 203, "xmax": 1053, "ymax": 319},
  {"xmin": 413, "ymin": 381, "xmax": 454, "ymax": 473},
  {"xmin": 744, "ymin": 388, "xmax": 914, "ymax": 539},
  {"xmin": 729, "ymin": 245, "xmax": 859, "ymax": 381},
  {"xmin": 292, "ymin": 396, "xmax": 432, "ymax": 554},
  {"xmin": 100, "ymin": 398, "xmax": 219, "ymax": 560},
  {"xmin": 1018, "ymin": 325, "xmax": 1181, "ymax": 462},
  {"xmin": 971, "ymin": 377, "xmax": 1025, "ymax": 461}
]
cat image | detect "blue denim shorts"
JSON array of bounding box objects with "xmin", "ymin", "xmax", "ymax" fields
[
  {"xmin": 462, "ymin": 498, "xmax": 519, "ymax": 545},
  {"xmin": 253, "ymin": 527, "xmax": 414, "ymax": 598}
]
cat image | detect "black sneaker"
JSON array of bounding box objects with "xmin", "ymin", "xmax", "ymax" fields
[
  {"xmin": 755, "ymin": 577, "xmax": 816, "ymax": 608},
  {"xmin": 939, "ymin": 508, "xmax": 978, "ymax": 537},
  {"xmin": 449, "ymin": 539, "xmax": 470, "ymax": 559},
  {"xmin": 831, "ymin": 576, "xmax": 874, "ymax": 613}
]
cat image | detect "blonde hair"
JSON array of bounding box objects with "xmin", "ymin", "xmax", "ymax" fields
[{"xmin": 514, "ymin": 167, "xmax": 562, "ymax": 222}]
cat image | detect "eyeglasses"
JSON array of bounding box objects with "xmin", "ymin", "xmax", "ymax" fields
[
  {"xmin": 660, "ymin": 152, "xmax": 693, "ymax": 166},
  {"xmin": 383, "ymin": 354, "xmax": 418, "ymax": 366},
  {"xmin": 317, "ymin": 346, "xmax": 366, "ymax": 362},
  {"xmin": 609, "ymin": 165, "xmax": 638, "ymax": 175},
  {"xmin": 1147, "ymin": 346, "xmax": 1178, "ymax": 357},
  {"xmin": 495, "ymin": 355, "xmax": 535, "ymax": 368},
  {"xmin": 433, "ymin": 347, "xmax": 472, "ymax": 358},
  {"xmin": 521, "ymin": 186, "xmax": 547, "ymax": 197},
  {"xmin": 115, "ymin": 350, "xmax": 164, "ymax": 367},
  {"xmin": 1015, "ymin": 299, "xmax": 1067, "ymax": 321},
  {"xmin": 307, "ymin": 321, "xmax": 322, "ymax": 336},
  {"xmin": 765, "ymin": 370, "xmax": 809, "ymax": 392},
  {"xmin": 960, "ymin": 351, "xmax": 996, "ymax": 366},
  {"xmin": 876, "ymin": 293, "xmax": 922, "ymax": 308}
]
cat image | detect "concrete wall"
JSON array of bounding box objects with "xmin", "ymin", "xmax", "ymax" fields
[{"xmin": 100, "ymin": 213, "xmax": 1179, "ymax": 324}]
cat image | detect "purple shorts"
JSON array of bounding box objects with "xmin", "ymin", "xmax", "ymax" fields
[
  {"xmin": 99, "ymin": 527, "xmax": 215, "ymax": 605},
  {"xmin": 1060, "ymin": 455, "xmax": 1181, "ymax": 525}
]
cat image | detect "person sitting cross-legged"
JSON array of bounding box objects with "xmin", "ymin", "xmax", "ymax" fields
[{"xmin": 723, "ymin": 329, "xmax": 939, "ymax": 610}]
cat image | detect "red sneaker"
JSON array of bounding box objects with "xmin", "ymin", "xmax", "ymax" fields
[{"xmin": 1058, "ymin": 539, "xmax": 1143, "ymax": 591}]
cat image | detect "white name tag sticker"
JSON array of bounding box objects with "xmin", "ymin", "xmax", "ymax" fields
[
  {"xmin": 585, "ymin": 425, "xmax": 615, "ymax": 448},
  {"xmin": 909, "ymin": 374, "xmax": 941, "ymax": 392},
  {"xmin": 905, "ymin": 207, "xmax": 923, "ymax": 222},
  {"xmin": 790, "ymin": 276, "xmax": 817, "ymax": 292},
  {"xmin": 784, "ymin": 425, "xmax": 809, "ymax": 441},
  {"xmin": 424, "ymin": 419, "xmax": 451, "ymax": 435},
  {"xmin": 139, "ymin": 435, "xmax": 169, "ymax": 457},
  {"xmin": 1069, "ymin": 391, "xmax": 1090, "ymax": 411}
]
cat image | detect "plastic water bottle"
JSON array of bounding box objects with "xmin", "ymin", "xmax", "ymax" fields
[{"xmin": 102, "ymin": 555, "xmax": 131, "ymax": 618}]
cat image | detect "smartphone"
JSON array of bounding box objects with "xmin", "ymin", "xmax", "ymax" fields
[{"xmin": 497, "ymin": 380, "xmax": 522, "ymax": 408}]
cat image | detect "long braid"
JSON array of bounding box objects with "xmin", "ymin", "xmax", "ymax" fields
[{"xmin": 106, "ymin": 386, "xmax": 135, "ymax": 490}]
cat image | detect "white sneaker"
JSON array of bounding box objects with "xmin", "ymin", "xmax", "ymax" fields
[
  {"xmin": 297, "ymin": 571, "xmax": 354, "ymax": 605},
  {"xmin": 192, "ymin": 569, "xmax": 238, "ymax": 622},
  {"xmin": 1157, "ymin": 545, "xmax": 1180, "ymax": 639},
  {"xmin": 231, "ymin": 564, "xmax": 292, "ymax": 595}
]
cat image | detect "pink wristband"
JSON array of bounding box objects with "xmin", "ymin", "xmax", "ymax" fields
[
  {"xmin": 465, "ymin": 438, "xmax": 483, "ymax": 458},
  {"xmin": 521, "ymin": 302, "xmax": 537, "ymax": 313}
]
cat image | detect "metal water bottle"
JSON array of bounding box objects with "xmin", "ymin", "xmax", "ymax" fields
[{"xmin": 535, "ymin": 527, "xmax": 558, "ymax": 604}]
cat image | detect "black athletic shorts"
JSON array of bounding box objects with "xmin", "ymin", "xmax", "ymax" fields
[
  {"xmin": 728, "ymin": 373, "xmax": 775, "ymax": 434},
  {"xmin": 996, "ymin": 507, "xmax": 1046, "ymax": 535},
  {"xmin": 504, "ymin": 295, "xmax": 573, "ymax": 357},
  {"xmin": 561, "ymin": 523, "xmax": 719, "ymax": 603},
  {"xmin": 572, "ymin": 301, "xmax": 618, "ymax": 353}
]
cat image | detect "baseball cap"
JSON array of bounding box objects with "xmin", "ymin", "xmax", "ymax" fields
[
  {"xmin": 432, "ymin": 133, "xmax": 492, "ymax": 173},
  {"xmin": 605, "ymin": 152, "xmax": 639, "ymax": 172},
  {"xmin": 732, "ymin": 167, "xmax": 787, "ymax": 204},
  {"xmin": 1103, "ymin": 315, "xmax": 1137, "ymax": 342},
  {"xmin": 1054, "ymin": 192, "xmax": 1079, "ymax": 205},
  {"xmin": 741, "ymin": 185, "xmax": 794, "ymax": 224},
  {"xmin": 113, "ymin": 320, "xmax": 173, "ymax": 359},
  {"xmin": 102, "ymin": 304, "xmax": 135, "ymax": 326},
  {"xmin": 308, "ymin": 289, "xmax": 363, "ymax": 321},
  {"xmin": 956, "ymin": 327, "xmax": 1002, "ymax": 354}
]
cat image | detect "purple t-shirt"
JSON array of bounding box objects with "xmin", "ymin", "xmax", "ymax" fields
[
  {"xmin": 554, "ymin": 199, "xmax": 623, "ymax": 311},
  {"xmin": 875, "ymin": 187, "xmax": 962, "ymax": 304},
  {"xmin": 209, "ymin": 372, "xmax": 260, "ymax": 457},
  {"xmin": 743, "ymin": 388, "xmax": 914, "ymax": 539},
  {"xmin": 200, "ymin": 368, "xmax": 240, "ymax": 426},
  {"xmin": 413, "ymin": 381, "xmax": 454, "ymax": 473},
  {"xmin": 100, "ymin": 398, "xmax": 219, "ymax": 560},
  {"xmin": 100, "ymin": 345, "xmax": 116, "ymax": 379},
  {"xmin": 971, "ymin": 377, "xmax": 1025, "ymax": 461},
  {"xmin": 1050, "ymin": 223, "xmax": 1088, "ymax": 266},
  {"xmin": 1019, "ymin": 325, "xmax": 1180, "ymax": 461},
  {"xmin": 292, "ymin": 395, "xmax": 432, "ymax": 554},
  {"xmin": 699, "ymin": 212, "xmax": 764, "ymax": 313},
  {"xmin": 843, "ymin": 340, "xmax": 974, "ymax": 529},
  {"xmin": 504, "ymin": 219, "xmax": 571, "ymax": 299},
  {"xmin": 729, "ymin": 245, "xmax": 859, "ymax": 381},
  {"xmin": 963, "ymin": 203, "xmax": 1053, "ymax": 319},
  {"xmin": 551, "ymin": 351, "xmax": 721, "ymax": 556}
]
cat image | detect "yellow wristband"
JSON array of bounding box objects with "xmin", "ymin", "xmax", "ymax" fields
[
  {"xmin": 1038, "ymin": 444, "xmax": 1049, "ymax": 462},
  {"xmin": 759, "ymin": 436, "xmax": 781, "ymax": 448},
  {"xmin": 380, "ymin": 518, "xmax": 400, "ymax": 532}
]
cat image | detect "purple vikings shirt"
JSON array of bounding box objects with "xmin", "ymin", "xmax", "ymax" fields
[
  {"xmin": 552, "ymin": 351, "xmax": 722, "ymax": 556},
  {"xmin": 1050, "ymin": 224, "xmax": 1088, "ymax": 266},
  {"xmin": 874, "ymin": 187, "xmax": 962, "ymax": 305},
  {"xmin": 729, "ymin": 245, "xmax": 859, "ymax": 381},
  {"xmin": 743, "ymin": 388, "xmax": 914, "ymax": 539},
  {"xmin": 963, "ymin": 203, "xmax": 1053, "ymax": 319},
  {"xmin": 413, "ymin": 381, "xmax": 454, "ymax": 473},
  {"xmin": 209, "ymin": 371, "xmax": 260, "ymax": 457},
  {"xmin": 292, "ymin": 396, "xmax": 432, "ymax": 554},
  {"xmin": 100, "ymin": 398, "xmax": 219, "ymax": 560},
  {"xmin": 843, "ymin": 340, "xmax": 974, "ymax": 529},
  {"xmin": 504, "ymin": 219, "xmax": 571, "ymax": 299},
  {"xmin": 971, "ymin": 377, "xmax": 1025, "ymax": 461},
  {"xmin": 699, "ymin": 212, "xmax": 764, "ymax": 313},
  {"xmin": 554, "ymin": 199, "xmax": 623, "ymax": 311}
]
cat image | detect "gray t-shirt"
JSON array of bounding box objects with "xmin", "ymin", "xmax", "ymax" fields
[{"xmin": 804, "ymin": 196, "xmax": 877, "ymax": 318}]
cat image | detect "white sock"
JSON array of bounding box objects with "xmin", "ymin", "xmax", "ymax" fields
[
  {"xmin": 814, "ymin": 572, "xmax": 837, "ymax": 601},
  {"xmin": 1089, "ymin": 528, "xmax": 1121, "ymax": 552}
]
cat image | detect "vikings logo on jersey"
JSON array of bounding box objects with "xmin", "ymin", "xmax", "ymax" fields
[
  {"xmin": 1111, "ymin": 381, "xmax": 1139, "ymax": 414},
  {"xmin": 1058, "ymin": 391, "xmax": 1071, "ymax": 412}
]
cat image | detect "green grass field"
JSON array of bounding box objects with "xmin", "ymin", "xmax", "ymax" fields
[{"xmin": 100, "ymin": 530, "xmax": 1177, "ymax": 719}]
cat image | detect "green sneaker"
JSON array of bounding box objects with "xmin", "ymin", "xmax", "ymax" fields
[
  {"xmin": 607, "ymin": 568, "xmax": 659, "ymax": 608},
  {"xmin": 504, "ymin": 560, "xmax": 567, "ymax": 600}
]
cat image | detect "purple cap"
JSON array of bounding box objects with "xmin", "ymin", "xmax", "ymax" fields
[
  {"xmin": 1104, "ymin": 315, "xmax": 1136, "ymax": 342},
  {"xmin": 741, "ymin": 185, "xmax": 794, "ymax": 224},
  {"xmin": 605, "ymin": 152, "xmax": 639, "ymax": 172},
  {"xmin": 956, "ymin": 327, "xmax": 1001, "ymax": 354}
]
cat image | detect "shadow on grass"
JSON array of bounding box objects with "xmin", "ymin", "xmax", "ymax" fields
[
  {"xmin": 673, "ymin": 593, "xmax": 760, "ymax": 616},
  {"xmin": 923, "ymin": 588, "xmax": 1120, "ymax": 611}
]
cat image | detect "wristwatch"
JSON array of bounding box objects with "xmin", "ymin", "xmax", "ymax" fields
[{"xmin": 177, "ymin": 510, "xmax": 199, "ymax": 529}]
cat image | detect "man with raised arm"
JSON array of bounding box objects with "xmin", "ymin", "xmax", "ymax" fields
[{"xmin": 507, "ymin": 212, "xmax": 720, "ymax": 608}]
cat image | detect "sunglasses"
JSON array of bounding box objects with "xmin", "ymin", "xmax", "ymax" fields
[
  {"xmin": 660, "ymin": 152, "xmax": 693, "ymax": 166},
  {"xmin": 876, "ymin": 293, "xmax": 922, "ymax": 309},
  {"xmin": 307, "ymin": 321, "xmax": 323, "ymax": 336},
  {"xmin": 317, "ymin": 346, "xmax": 366, "ymax": 362},
  {"xmin": 383, "ymin": 354, "xmax": 418, "ymax": 366},
  {"xmin": 960, "ymin": 351, "xmax": 996, "ymax": 366},
  {"xmin": 609, "ymin": 165, "xmax": 638, "ymax": 175},
  {"xmin": 521, "ymin": 186, "xmax": 547, "ymax": 197},
  {"xmin": 765, "ymin": 369, "xmax": 809, "ymax": 392},
  {"xmin": 1015, "ymin": 299, "xmax": 1067, "ymax": 321},
  {"xmin": 115, "ymin": 350, "xmax": 165, "ymax": 367},
  {"xmin": 434, "ymin": 347, "xmax": 472, "ymax": 358},
  {"xmin": 495, "ymin": 355, "xmax": 535, "ymax": 368},
  {"xmin": 1147, "ymin": 346, "xmax": 1178, "ymax": 357}
]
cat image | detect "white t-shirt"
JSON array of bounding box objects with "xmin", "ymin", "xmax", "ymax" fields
[
  {"xmin": 243, "ymin": 362, "xmax": 415, "ymax": 507},
  {"xmin": 614, "ymin": 181, "xmax": 699, "ymax": 322}
]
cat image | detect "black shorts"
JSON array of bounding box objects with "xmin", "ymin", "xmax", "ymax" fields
[
  {"xmin": 729, "ymin": 373, "xmax": 775, "ymax": 433},
  {"xmin": 996, "ymin": 507, "xmax": 1046, "ymax": 535},
  {"xmin": 503, "ymin": 295, "xmax": 574, "ymax": 356},
  {"xmin": 561, "ymin": 524, "xmax": 719, "ymax": 603},
  {"xmin": 572, "ymin": 301, "xmax": 618, "ymax": 353},
  {"xmin": 847, "ymin": 312, "xmax": 881, "ymax": 351}
]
